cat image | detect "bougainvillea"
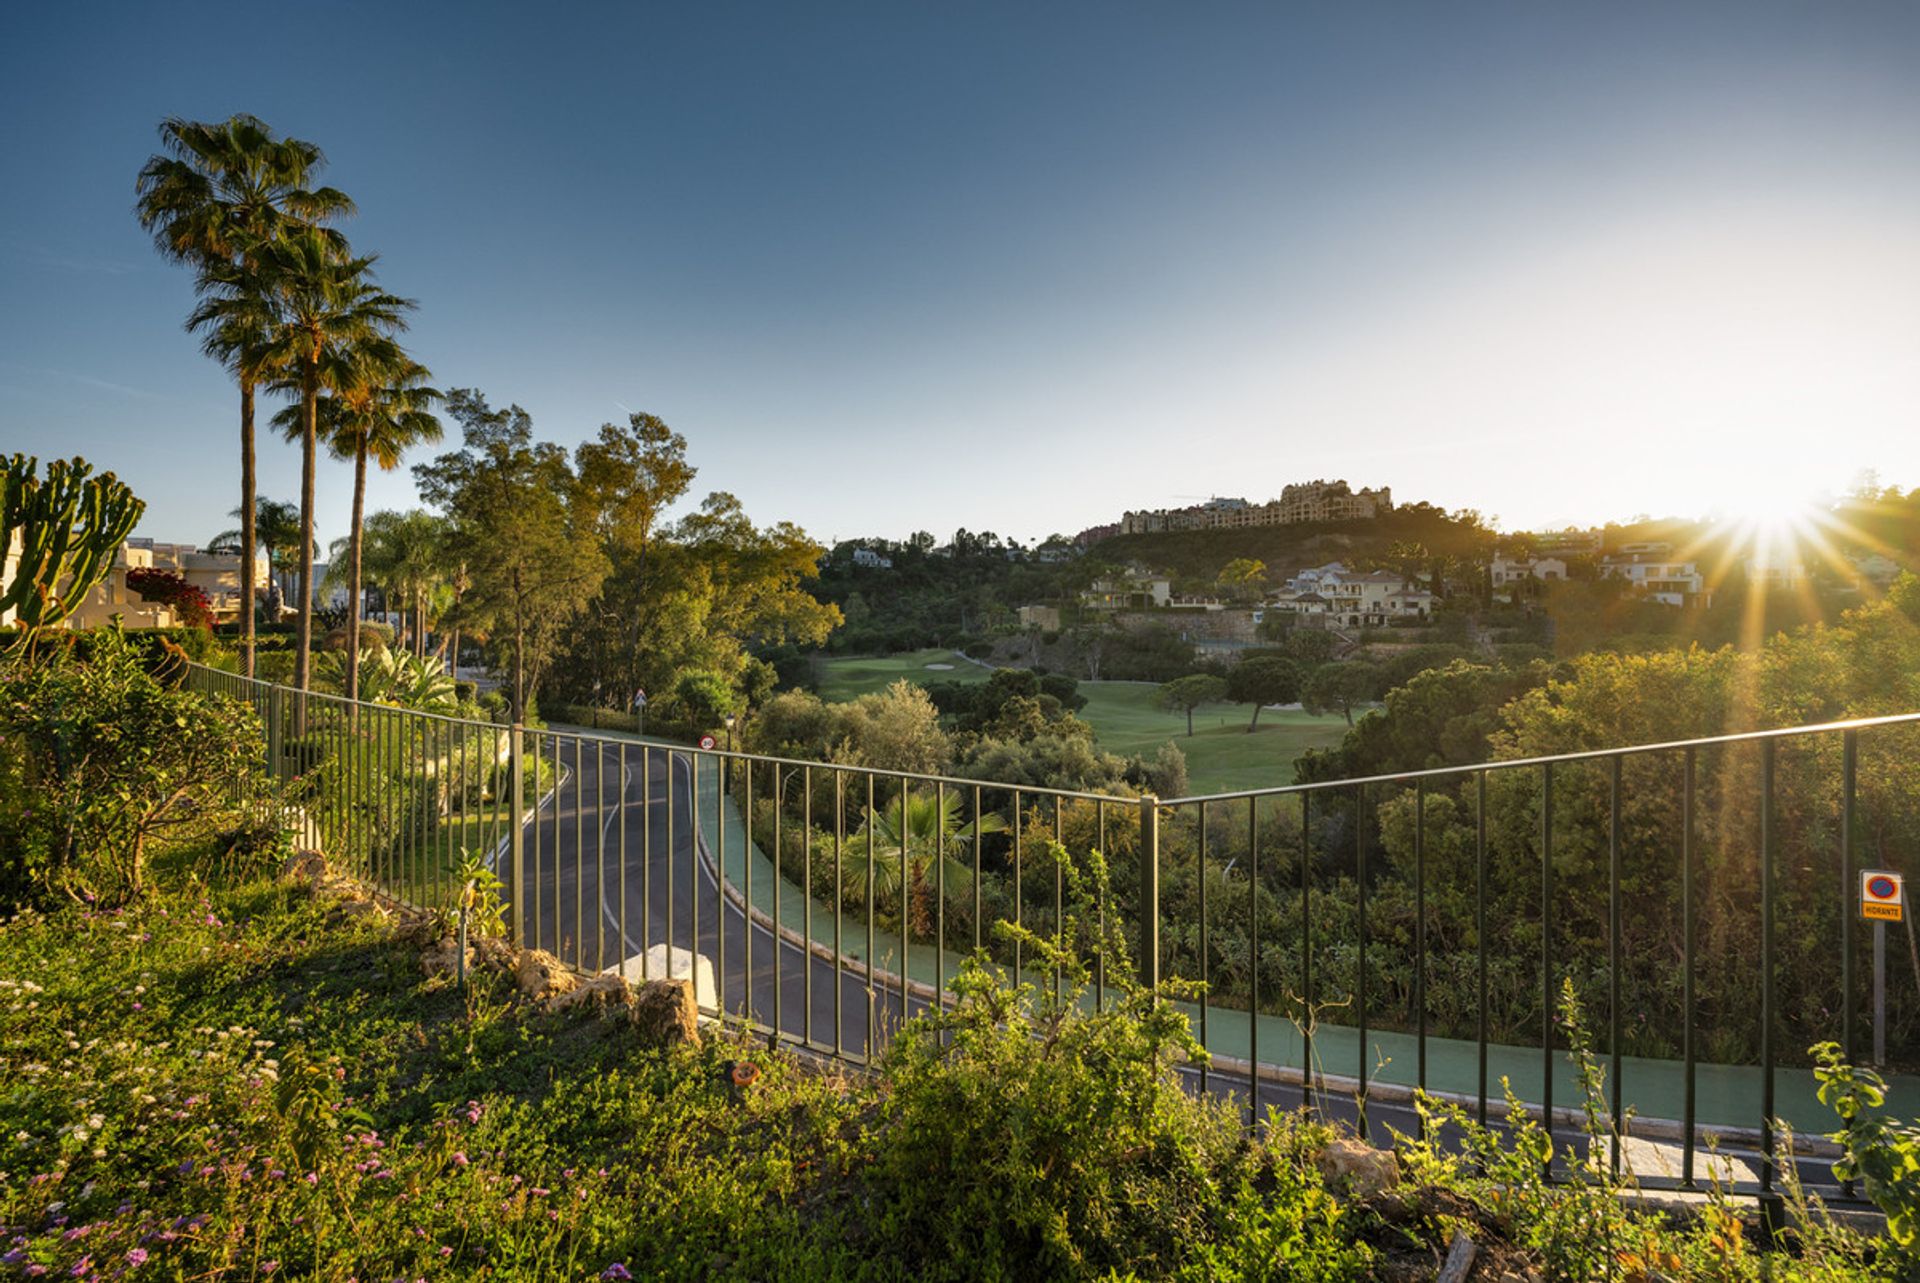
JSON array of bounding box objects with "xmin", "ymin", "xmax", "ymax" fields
[{"xmin": 126, "ymin": 566, "xmax": 215, "ymax": 630}]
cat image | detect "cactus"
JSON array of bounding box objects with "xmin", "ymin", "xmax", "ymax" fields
[{"xmin": 1, "ymin": 453, "xmax": 146, "ymax": 637}]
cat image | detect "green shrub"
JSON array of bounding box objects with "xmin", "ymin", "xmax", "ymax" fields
[{"xmin": 0, "ymin": 627, "xmax": 264, "ymax": 902}]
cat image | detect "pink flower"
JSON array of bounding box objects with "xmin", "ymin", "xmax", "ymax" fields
[
  {"xmin": 451, "ymin": 1152, "xmax": 468, "ymax": 1167},
  {"xmin": 125, "ymin": 1249, "xmax": 148, "ymax": 1268}
]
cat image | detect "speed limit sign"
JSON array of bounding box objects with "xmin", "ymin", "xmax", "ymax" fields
[{"xmin": 698, "ymin": 734, "xmax": 717, "ymax": 751}]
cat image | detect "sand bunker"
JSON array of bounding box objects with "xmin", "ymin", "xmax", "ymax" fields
[{"xmin": 924, "ymin": 662, "xmax": 956, "ymax": 670}]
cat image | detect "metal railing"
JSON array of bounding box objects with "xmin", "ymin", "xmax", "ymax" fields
[{"xmin": 184, "ymin": 662, "xmax": 1920, "ymax": 1204}]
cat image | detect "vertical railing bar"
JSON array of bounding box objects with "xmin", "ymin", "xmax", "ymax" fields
[
  {"xmin": 973, "ymin": 785, "xmax": 984, "ymax": 954},
  {"xmin": 714, "ymin": 748, "xmax": 726, "ymax": 1019},
  {"xmin": 834, "ymin": 771, "xmax": 845, "ymax": 1060},
  {"xmin": 1416, "ymin": 781, "xmax": 1427, "ymax": 1094},
  {"xmin": 1198, "ymin": 801, "xmax": 1209, "ymax": 1096},
  {"xmin": 1249, "ymin": 795, "xmax": 1260, "ymax": 1129},
  {"xmin": 899, "ymin": 782, "xmax": 909, "ymax": 1032},
  {"xmin": 1682, "ymin": 745, "xmax": 1696, "ymax": 1188},
  {"xmin": 1840, "ymin": 731, "xmax": 1856, "ymax": 1201},
  {"xmin": 804, "ymin": 766, "xmax": 815, "ymax": 1046},
  {"xmin": 745, "ymin": 759, "xmax": 755, "ymax": 1026},
  {"xmin": 1476, "ymin": 770, "xmax": 1489, "ymax": 1129},
  {"xmin": 1761, "ymin": 738, "xmax": 1777, "ymax": 1198},
  {"xmin": 866, "ymin": 773, "xmax": 877, "ymax": 1058},
  {"xmin": 1301, "ymin": 791, "xmax": 1314, "ymax": 1115},
  {"xmin": 1013, "ymin": 791, "xmax": 1024, "ymax": 986},
  {"xmin": 1609, "ymin": 755, "xmax": 1623, "ymax": 1178},
  {"xmin": 575, "ymin": 736, "xmax": 586, "ymax": 969},
  {"xmin": 691, "ymin": 752, "xmax": 701, "ymax": 1004},
  {"xmin": 773, "ymin": 763, "xmax": 783, "ymax": 1039},
  {"xmin": 1053, "ymin": 794, "xmax": 1064, "ymax": 1002},
  {"xmin": 640, "ymin": 744, "xmax": 652, "ymax": 979},
  {"xmin": 596, "ymin": 736, "xmax": 607, "ymax": 972},
  {"xmin": 1096, "ymin": 800, "xmax": 1107, "ymax": 1013},
  {"xmin": 1541, "ymin": 760, "xmax": 1554, "ymax": 1170},
  {"xmin": 935, "ymin": 781, "xmax": 946, "ymax": 1029},
  {"xmin": 1140, "ymin": 795, "xmax": 1160, "ymax": 992},
  {"xmin": 1355, "ymin": 782, "xmax": 1368, "ymax": 1142},
  {"xmin": 618, "ymin": 741, "xmax": 628, "ymax": 978}
]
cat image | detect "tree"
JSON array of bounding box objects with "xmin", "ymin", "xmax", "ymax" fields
[
  {"xmin": 1214, "ymin": 557, "xmax": 1267, "ymax": 603},
  {"xmin": 206, "ymin": 228, "xmax": 412, "ymax": 694},
  {"xmin": 356, "ymin": 510, "xmax": 450, "ymax": 661},
  {"xmin": 1156, "ymin": 673, "xmax": 1228, "ymax": 737},
  {"xmin": 1283, "ymin": 627, "xmax": 1340, "ymax": 665},
  {"xmin": 273, "ymin": 337, "xmax": 439, "ymax": 699},
  {"xmin": 1, "ymin": 454, "xmax": 145, "ymax": 641},
  {"xmin": 845, "ymin": 788, "xmax": 1007, "ymax": 934},
  {"xmin": 413, "ymin": 391, "xmax": 608, "ymax": 722},
  {"xmin": 136, "ymin": 114, "xmax": 353, "ymax": 678},
  {"xmin": 1224, "ymin": 655, "xmax": 1300, "ymax": 733},
  {"xmin": 1301, "ymin": 660, "xmax": 1379, "ymax": 726},
  {"xmin": 210, "ymin": 496, "xmax": 305, "ymax": 615}
]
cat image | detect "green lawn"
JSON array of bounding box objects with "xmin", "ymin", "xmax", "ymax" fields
[
  {"xmin": 812, "ymin": 648, "xmax": 991, "ymax": 701},
  {"xmin": 813, "ymin": 652, "xmax": 1352, "ymax": 795}
]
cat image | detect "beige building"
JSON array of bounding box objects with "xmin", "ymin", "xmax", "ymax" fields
[
  {"xmin": 1082, "ymin": 572, "xmax": 1173, "ymax": 610},
  {"xmin": 65, "ymin": 540, "xmax": 268, "ymax": 629},
  {"xmin": 1119, "ymin": 479, "xmax": 1391, "ymax": 535},
  {"xmin": 1490, "ymin": 553, "xmax": 1568, "ymax": 591},
  {"xmin": 1016, "ymin": 604, "xmax": 1061, "ymax": 630}
]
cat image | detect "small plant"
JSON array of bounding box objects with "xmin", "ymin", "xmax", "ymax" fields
[
  {"xmin": 203, "ymin": 818, "xmax": 296, "ymax": 884},
  {"xmin": 452, "ymin": 848, "xmax": 507, "ymax": 939},
  {"xmin": 1815, "ymin": 1040, "xmax": 1920, "ymax": 1257}
]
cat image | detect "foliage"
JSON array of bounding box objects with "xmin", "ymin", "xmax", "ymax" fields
[
  {"xmin": 315, "ymin": 642, "xmax": 457, "ymax": 711},
  {"xmin": 1815, "ymin": 1042, "xmax": 1920, "ymax": 1257},
  {"xmin": 1299, "ymin": 659, "xmax": 1378, "ymax": 726},
  {"xmin": 453, "ymin": 848, "xmax": 507, "ymax": 939},
  {"xmin": 0, "ymin": 628, "xmax": 263, "ymax": 901},
  {"xmin": 750, "ymin": 682, "xmax": 952, "ymax": 774},
  {"xmin": 1224, "ymin": 654, "xmax": 1301, "ymax": 731},
  {"xmin": 0, "ymin": 453, "xmax": 146, "ymax": 639},
  {"xmin": 126, "ymin": 566, "xmax": 216, "ymax": 630},
  {"xmin": 413, "ymin": 391, "xmax": 610, "ymax": 721},
  {"xmin": 1157, "ymin": 673, "xmax": 1229, "ymax": 737}
]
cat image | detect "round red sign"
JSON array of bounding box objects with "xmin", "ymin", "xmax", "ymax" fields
[{"xmin": 698, "ymin": 734, "xmax": 717, "ymax": 751}]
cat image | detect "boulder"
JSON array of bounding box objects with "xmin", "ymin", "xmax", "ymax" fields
[
  {"xmin": 335, "ymin": 897, "xmax": 388, "ymax": 924},
  {"xmin": 515, "ymin": 949, "xmax": 579, "ymax": 1000},
  {"xmin": 606, "ymin": 944, "xmax": 717, "ymax": 1010},
  {"xmin": 630, "ymin": 978, "xmax": 701, "ymax": 1048},
  {"xmin": 1314, "ymin": 1138, "xmax": 1399, "ymax": 1199},
  {"xmin": 422, "ymin": 937, "xmax": 471, "ymax": 979},
  {"xmin": 548, "ymin": 971, "xmax": 634, "ymax": 1013},
  {"xmin": 280, "ymin": 850, "xmax": 328, "ymax": 886}
]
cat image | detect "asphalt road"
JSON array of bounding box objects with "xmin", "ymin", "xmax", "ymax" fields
[{"xmin": 499, "ymin": 737, "xmax": 1850, "ymax": 1200}]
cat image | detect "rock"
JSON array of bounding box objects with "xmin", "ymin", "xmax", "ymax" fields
[
  {"xmin": 547, "ymin": 971, "xmax": 634, "ymax": 1013},
  {"xmin": 606, "ymin": 945, "xmax": 717, "ymax": 1010},
  {"xmin": 1314, "ymin": 1138, "xmax": 1399, "ymax": 1199},
  {"xmin": 336, "ymin": 897, "xmax": 388, "ymax": 923},
  {"xmin": 630, "ymin": 978, "xmax": 700, "ymax": 1048},
  {"xmin": 280, "ymin": 850, "xmax": 327, "ymax": 885},
  {"xmin": 1620, "ymin": 1135, "xmax": 1758, "ymax": 1187},
  {"xmin": 515, "ymin": 949, "xmax": 579, "ymax": 1000},
  {"xmin": 471, "ymin": 935, "xmax": 517, "ymax": 972},
  {"xmin": 422, "ymin": 937, "xmax": 471, "ymax": 979}
]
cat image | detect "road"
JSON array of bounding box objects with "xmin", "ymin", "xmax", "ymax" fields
[{"xmin": 500, "ymin": 736, "xmax": 1848, "ymax": 1200}]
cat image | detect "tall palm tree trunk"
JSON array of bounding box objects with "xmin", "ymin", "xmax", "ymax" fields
[
  {"xmin": 294, "ymin": 365, "xmax": 318, "ymax": 698},
  {"xmin": 240, "ymin": 380, "xmax": 257, "ymax": 680},
  {"xmin": 345, "ymin": 446, "xmax": 368, "ymax": 702}
]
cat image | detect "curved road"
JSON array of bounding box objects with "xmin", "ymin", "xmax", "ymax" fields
[{"xmin": 500, "ymin": 736, "xmax": 1844, "ymax": 1199}]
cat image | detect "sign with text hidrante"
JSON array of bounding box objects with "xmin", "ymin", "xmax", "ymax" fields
[{"xmin": 1862, "ymin": 869, "xmax": 1905, "ymax": 923}]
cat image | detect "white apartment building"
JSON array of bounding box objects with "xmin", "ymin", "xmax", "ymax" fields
[
  {"xmin": 1272, "ymin": 567, "xmax": 1433, "ymax": 627},
  {"xmin": 1490, "ymin": 553, "xmax": 1568, "ymax": 590}
]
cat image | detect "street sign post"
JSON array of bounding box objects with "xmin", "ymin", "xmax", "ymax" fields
[
  {"xmin": 698, "ymin": 734, "xmax": 717, "ymax": 751},
  {"xmin": 1862, "ymin": 870, "xmax": 1905, "ymax": 1066}
]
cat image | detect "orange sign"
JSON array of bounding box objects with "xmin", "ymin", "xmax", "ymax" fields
[{"xmin": 1862, "ymin": 870, "xmax": 1904, "ymax": 923}]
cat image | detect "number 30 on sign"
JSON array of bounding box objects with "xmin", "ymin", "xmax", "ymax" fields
[{"xmin": 1861, "ymin": 870, "xmax": 1905, "ymax": 923}]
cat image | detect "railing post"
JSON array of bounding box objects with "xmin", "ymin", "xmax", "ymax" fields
[
  {"xmin": 1139, "ymin": 794, "xmax": 1159, "ymax": 992},
  {"xmin": 509, "ymin": 722, "xmax": 526, "ymax": 947},
  {"xmin": 267, "ymin": 685, "xmax": 284, "ymax": 782}
]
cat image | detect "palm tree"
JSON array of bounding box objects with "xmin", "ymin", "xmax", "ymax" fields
[
  {"xmin": 359, "ymin": 509, "xmax": 450, "ymax": 660},
  {"xmin": 213, "ymin": 229, "xmax": 412, "ymax": 694},
  {"xmin": 273, "ymin": 337, "xmax": 440, "ymax": 699},
  {"xmin": 135, "ymin": 114, "xmax": 353, "ymax": 678},
  {"xmin": 210, "ymin": 496, "xmax": 306, "ymax": 618},
  {"xmin": 845, "ymin": 788, "xmax": 1006, "ymax": 936}
]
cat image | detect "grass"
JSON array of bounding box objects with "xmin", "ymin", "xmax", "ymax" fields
[
  {"xmin": 813, "ymin": 651, "xmax": 1352, "ymax": 794},
  {"xmin": 0, "ymin": 858, "xmax": 1890, "ymax": 1282},
  {"xmin": 810, "ymin": 648, "xmax": 990, "ymax": 701}
]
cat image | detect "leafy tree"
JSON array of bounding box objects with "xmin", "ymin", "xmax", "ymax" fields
[
  {"xmin": 1213, "ymin": 557, "xmax": 1267, "ymax": 602},
  {"xmin": 1283, "ymin": 627, "xmax": 1340, "ymax": 665},
  {"xmin": 355, "ymin": 509, "xmax": 451, "ymax": 659},
  {"xmin": 136, "ymin": 114, "xmax": 353, "ymax": 677},
  {"xmin": 1, "ymin": 454, "xmax": 145, "ymax": 641},
  {"xmin": 672, "ymin": 669, "xmax": 736, "ymax": 730},
  {"xmin": 1156, "ymin": 673, "xmax": 1228, "ymax": 737},
  {"xmin": 1301, "ymin": 660, "xmax": 1380, "ymax": 726},
  {"xmin": 413, "ymin": 391, "xmax": 608, "ymax": 722},
  {"xmin": 1224, "ymin": 655, "xmax": 1300, "ymax": 732},
  {"xmin": 843, "ymin": 788, "xmax": 1007, "ymax": 934}
]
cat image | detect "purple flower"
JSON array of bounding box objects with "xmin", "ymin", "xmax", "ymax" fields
[
  {"xmin": 125, "ymin": 1248, "xmax": 148, "ymax": 1267},
  {"xmin": 601, "ymin": 1267, "xmax": 632, "ymax": 1281}
]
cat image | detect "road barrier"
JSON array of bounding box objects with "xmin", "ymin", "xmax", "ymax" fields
[{"xmin": 185, "ymin": 662, "xmax": 1920, "ymax": 1205}]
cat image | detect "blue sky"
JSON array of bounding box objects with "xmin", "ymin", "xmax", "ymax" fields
[{"xmin": 4, "ymin": 2, "xmax": 1918, "ymax": 550}]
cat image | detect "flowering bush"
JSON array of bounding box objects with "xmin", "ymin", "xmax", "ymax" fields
[{"xmin": 125, "ymin": 567, "xmax": 215, "ymax": 631}]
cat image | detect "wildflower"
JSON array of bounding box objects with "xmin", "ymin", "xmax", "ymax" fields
[
  {"xmin": 125, "ymin": 1248, "xmax": 148, "ymax": 1267},
  {"xmin": 602, "ymin": 1266, "xmax": 632, "ymax": 1281},
  {"xmin": 450, "ymin": 1152, "xmax": 468, "ymax": 1167},
  {"xmin": 68, "ymin": 1256, "xmax": 91, "ymax": 1277}
]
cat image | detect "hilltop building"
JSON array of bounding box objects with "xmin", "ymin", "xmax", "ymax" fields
[
  {"xmin": 1269, "ymin": 564, "xmax": 1434, "ymax": 628},
  {"xmin": 1600, "ymin": 553, "xmax": 1710, "ymax": 608},
  {"xmin": 1118, "ymin": 479, "xmax": 1392, "ymax": 536}
]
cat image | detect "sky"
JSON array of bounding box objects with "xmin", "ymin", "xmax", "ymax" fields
[{"xmin": 3, "ymin": 1, "xmax": 1918, "ymax": 551}]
